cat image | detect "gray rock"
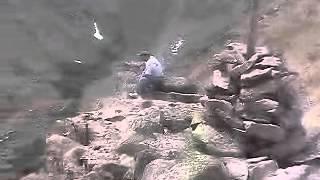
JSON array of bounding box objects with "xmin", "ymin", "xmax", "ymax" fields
[
  {"xmin": 134, "ymin": 149, "xmax": 162, "ymax": 180},
  {"xmin": 141, "ymin": 157, "xmax": 230, "ymax": 180},
  {"xmin": 63, "ymin": 146, "xmax": 87, "ymax": 168},
  {"xmin": 212, "ymin": 69, "xmax": 231, "ymax": 90},
  {"xmin": 162, "ymin": 76, "xmax": 199, "ymax": 94},
  {"xmin": 255, "ymin": 56, "xmax": 282, "ymax": 69},
  {"xmin": 223, "ymin": 157, "xmax": 248, "ymax": 180},
  {"xmin": 239, "ymin": 79, "xmax": 283, "ymax": 102},
  {"xmin": 93, "ymin": 163, "xmax": 129, "ymax": 180},
  {"xmin": 116, "ymin": 133, "xmax": 150, "ymax": 156},
  {"xmin": 241, "ymin": 68, "xmax": 273, "ymax": 87},
  {"xmin": 193, "ymin": 124, "xmax": 244, "ymax": 157},
  {"xmin": 264, "ymin": 164, "xmax": 319, "ymax": 180},
  {"xmin": 159, "ymin": 105, "xmax": 194, "ymax": 133},
  {"xmin": 167, "ymin": 92, "xmax": 202, "ymax": 103},
  {"xmin": 248, "ymin": 160, "xmax": 278, "ymax": 180},
  {"xmin": 244, "ymin": 122, "xmax": 286, "ymax": 143},
  {"xmin": 206, "ymin": 99, "xmax": 233, "ymax": 116}
]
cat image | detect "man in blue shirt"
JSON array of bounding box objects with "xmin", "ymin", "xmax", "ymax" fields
[{"xmin": 136, "ymin": 51, "xmax": 164, "ymax": 97}]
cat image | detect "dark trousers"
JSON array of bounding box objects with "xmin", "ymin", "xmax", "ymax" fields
[{"xmin": 137, "ymin": 75, "xmax": 163, "ymax": 96}]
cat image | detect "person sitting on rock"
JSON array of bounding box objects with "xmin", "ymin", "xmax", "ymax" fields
[{"xmin": 136, "ymin": 51, "xmax": 164, "ymax": 97}]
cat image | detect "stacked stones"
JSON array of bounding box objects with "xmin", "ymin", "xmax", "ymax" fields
[{"xmin": 205, "ymin": 42, "xmax": 306, "ymax": 162}]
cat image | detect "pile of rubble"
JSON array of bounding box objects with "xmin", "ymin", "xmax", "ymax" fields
[{"xmin": 203, "ymin": 42, "xmax": 306, "ymax": 162}]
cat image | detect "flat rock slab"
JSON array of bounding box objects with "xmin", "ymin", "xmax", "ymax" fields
[
  {"xmin": 239, "ymin": 79, "xmax": 283, "ymax": 102},
  {"xmin": 205, "ymin": 99, "xmax": 233, "ymax": 115},
  {"xmin": 248, "ymin": 160, "xmax": 278, "ymax": 180},
  {"xmin": 241, "ymin": 68, "xmax": 273, "ymax": 87},
  {"xmin": 244, "ymin": 122, "xmax": 286, "ymax": 143},
  {"xmin": 255, "ymin": 56, "xmax": 282, "ymax": 69},
  {"xmin": 161, "ymin": 76, "xmax": 199, "ymax": 94}
]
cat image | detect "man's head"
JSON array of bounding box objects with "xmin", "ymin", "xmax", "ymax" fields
[{"xmin": 137, "ymin": 51, "xmax": 151, "ymax": 61}]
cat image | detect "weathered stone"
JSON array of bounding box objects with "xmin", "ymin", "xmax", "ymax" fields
[
  {"xmin": 255, "ymin": 56, "xmax": 282, "ymax": 69},
  {"xmin": 223, "ymin": 157, "xmax": 248, "ymax": 180},
  {"xmin": 264, "ymin": 164, "xmax": 318, "ymax": 180},
  {"xmin": 240, "ymin": 112, "xmax": 275, "ymax": 124},
  {"xmin": 239, "ymin": 79, "xmax": 283, "ymax": 102},
  {"xmin": 63, "ymin": 146, "xmax": 87, "ymax": 167},
  {"xmin": 244, "ymin": 122, "xmax": 286, "ymax": 143},
  {"xmin": 141, "ymin": 157, "xmax": 230, "ymax": 180},
  {"xmin": 205, "ymin": 99, "xmax": 233, "ymax": 116},
  {"xmin": 248, "ymin": 160, "xmax": 278, "ymax": 180},
  {"xmin": 47, "ymin": 134, "xmax": 79, "ymax": 157},
  {"xmin": 159, "ymin": 105, "xmax": 194, "ymax": 133},
  {"xmin": 116, "ymin": 133, "xmax": 150, "ymax": 156},
  {"xmin": 130, "ymin": 109, "xmax": 164, "ymax": 136},
  {"xmin": 167, "ymin": 92, "xmax": 202, "ymax": 103},
  {"xmin": 93, "ymin": 163, "xmax": 129, "ymax": 180},
  {"xmin": 241, "ymin": 68, "xmax": 273, "ymax": 87},
  {"xmin": 212, "ymin": 69, "xmax": 231, "ymax": 90},
  {"xmin": 134, "ymin": 149, "xmax": 162, "ymax": 180},
  {"xmin": 193, "ymin": 124, "xmax": 244, "ymax": 157},
  {"xmin": 161, "ymin": 76, "xmax": 199, "ymax": 94}
]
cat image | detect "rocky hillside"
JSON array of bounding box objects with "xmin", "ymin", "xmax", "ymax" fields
[{"xmin": 18, "ymin": 44, "xmax": 320, "ymax": 180}]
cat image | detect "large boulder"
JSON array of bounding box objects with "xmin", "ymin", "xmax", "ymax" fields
[
  {"xmin": 161, "ymin": 76, "xmax": 199, "ymax": 94},
  {"xmin": 141, "ymin": 157, "xmax": 230, "ymax": 180}
]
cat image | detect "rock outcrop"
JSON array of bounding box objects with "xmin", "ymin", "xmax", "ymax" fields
[{"xmin": 205, "ymin": 42, "xmax": 306, "ymax": 162}]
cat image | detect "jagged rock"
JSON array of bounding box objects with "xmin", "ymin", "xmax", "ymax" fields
[
  {"xmin": 134, "ymin": 149, "xmax": 162, "ymax": 180},
  {"xmin": 193, "ymin": 124, "xmax": 244, "ymax": 157},
  {"xmin": 212, "ymin": 69, "xmax": 231, "ymax": 90},
  {"xmin": 93, "ymin": 163, "xmax": 129, "ymax": 180},
  {"xmin": 255, "ymin": 56, "xmax": 282, "ymax": 69},
  {"xmin": 264, "ymin": 164, "xmax": 320, "ymax": 180},
  {"xmin": 205, "ymin": 99, "xmax": 243, "ymax": 128},
  {"xmin": 63, "ymin": 146, "xmax": 87, "ymax": 167},
  {"xmin": 130, "ymin": 109, "xmax": 164, "ymax": 136},
  {"xmin": 141, "ymin": 157, "xmax": 230, "ymax": 180},
  {"xmin": 117, "ymin": 133, "xmax": 150, "ymax": 156},
  {"xmin": 141, "ymin": 100, "xmax": 153, "ymax": 109},
  {"xmin": 159, "ymin": 105, "xmax": 195, "ymax": 133},
  {"xmin": 244, "ymin": 122, "xmax": 286, "ymax": 143},
  {"xmin": 47, "ymin": 134, "xmax": 79, "ymax": 156},
  {"xmin": 161, "ymin": 76, "xmax": 198, "ymax": 94},
  {"xmin": 248, "ymin": 160, "xmax": 278, "ymax": 180},
  {"xmin": 223, "ymin": 157, "xmax": 248, "ymax": 180},
  {"xmin": 239, "ymin": 79, "xmax": 283, "ymax": 102},
  {"xmin": 241, "ymin": 68, "xmax": 273, "ymax": 87}
]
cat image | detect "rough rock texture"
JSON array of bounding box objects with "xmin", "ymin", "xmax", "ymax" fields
[
  {"xmin": 206, "ymin": 44, "xmax": 306, "ymax": 163},
  {"xmin": 248, "ymin": 160, "xmax": 278, "ymax": 180},
  {"xmin": 161, "ymin": 76, "xmax": 199, "ymax": 94}
]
